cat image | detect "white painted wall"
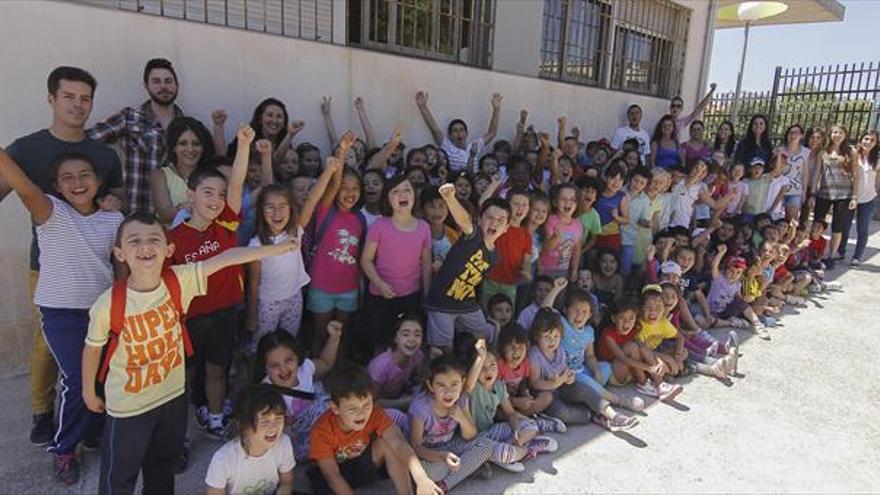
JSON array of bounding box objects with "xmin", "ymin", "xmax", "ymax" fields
[{"xmin": 0, "ymin": 0, "xmax": 709, "ymax": 374}]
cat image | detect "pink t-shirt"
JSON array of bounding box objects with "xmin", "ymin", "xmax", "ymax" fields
[
  {"xmin": 366, "ymin": 217, "xmax": 431, "ymax": 297},
  {"xmin": 539, "ymin": 214, "xmax": 583, "ymax": 274},
  {"xmin": 310, "ymin": 204, "xmax": 364, "ymax": 294},
  {"xmin": 367, "ymin": 349, "xmax": 425, "ymax": 399}
]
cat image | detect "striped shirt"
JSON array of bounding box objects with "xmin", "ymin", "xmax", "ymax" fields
[{"xmin": 34, "ymin": 196, "xmax": 123, "ymax": 309}]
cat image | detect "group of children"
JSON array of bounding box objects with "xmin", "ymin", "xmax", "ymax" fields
[{"xmin": 3, "ymin": 87, "xmax": 874, "ymax": 495}]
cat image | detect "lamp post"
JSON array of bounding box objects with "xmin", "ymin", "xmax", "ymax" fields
[{"xmin": 717, "ymin": 1, "xmax": 789, "ymax": 126}]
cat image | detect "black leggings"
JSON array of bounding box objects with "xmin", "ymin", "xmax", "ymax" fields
[{"xmin": 813, "ymin": 197, "xmax": 854, "ymax": 234}]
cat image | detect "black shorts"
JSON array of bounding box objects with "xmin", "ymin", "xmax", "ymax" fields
[
  {"xmin": 186, "ymin": 307, "xmax": 239, "ymax": 367},
  {"xmin": 813, "ymin": 197, "xmax": 854, "ymax": 234},
  {"xmin": 308, "ymin": 443, "xmax": 387, "ymax": 494}
]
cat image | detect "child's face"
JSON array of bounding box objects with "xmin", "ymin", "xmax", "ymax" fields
[
  {"xmin": 605, "ymin": 174, "xmax": 624, "ymax": 194},
  {"xmin": 532, "ymin": 281, "xmax": 553, "ymax": 306},
  {"xmin": 336, "ymin": 174, "xmax": 361, "ymax": 211},
  {"xmin": 495, "ymin": 149, "xmax": 510, "ymax": 165},
  {"xmin": 409, "ymin": 152, "xmax": 428, "ymax": 170},
  {"xmin": 407, "ymin": 169, "xmax": 428, "ymax": 191},
  {"xmin": 54, "ymin": 159, "xmax": 100, "ymax": 210},
  {"xmin": 424, "ymin": 198, "xmax": 449, "ymax": 226},
  {"xmin": 363, "ymin": 173, "xmax": 383, "ymax": 205},
  {"xmin": 613, "ymin": 309, "xmax": 637, "ymax": 334},
  {"xmin": 660, "ymin": 287, "xmax": 678, "ymax": 311},
  {"xmin": 449, "ymin": 122, "xmax": 468, "ymax": 147},
  {"xmin": 509, "ymin": 193, "xmax": 530, "ymax": 224},
  {"xmin": 278, "ymin": 149, "xmax": 299, "ymax": 180},
  {"xmin": 537, "ymin": 328, "xmax": 562, "ymax": 355},
  {"xmin": 454, "ymin": 177, "xmax": 472, "ymax": 200},
  {"xmin": 648, "ymin": 174, "xmax": 669, "ymax": 195},
  {"xmin": 490, "ymin": 301, "xmax": 513, "ymax": 327},
  {"xmin": 718, "ymin": 222, "xmax": 735, "ymax": 241},
  {"xmin": 760, "ymin": 244, "xmax": 775, "ymax": 261},
  {"xmin": 712, "ymin": 151, "xmax": 727, "ymax": 168},
  {"xmin": 290, "ymin": 177, "xmax": 313, "ymax": 210},
  {"xmin": 475, "ymin": 175, "xmax": 490, "ymax": 195},
  {"xmin": 528, "ymin": 200, "xmax": 549, "ymax": 226},
  {"xmin": 480, "ymin": 204, "xmax": 510, "ymax": 244},
  {"xmin": 675, "ymin": 250, "xmax": 695, "ymax": 273},
  {"xmin": 577, "ymin": 270, "xmax": 593, "ymax": 291},
  {"xmin": 690, "ymin": 162, "xmax": 708, "ymax": 181},
  {"xmin": 478, "ymin": 353, "xmax": 499, "ymax": 388},
  {"xmin": 763, "ymin": 227, "xmax": 780, "ymax": 243},
  {"xmin": 559, "ymin": 158, "xmax": 574, "ymax": 179},
  {"xmin": 113, "ymin": 220, "xmax": 174, "ymax": 273},
  {"xmin": 747, "ymin": 263, "xmax": 762, "ymax": 277},
  {"xmin": 629, "ymin": 175, "xmax": 648, "ymax": 195},
  {"xmin": 593, "ymin": 149, "xmax": 609, "ymax": 166},
  {"xmin": 750, "ymin": 164, "xmax": 764, "ymax": 178},
  {"xmin": 641, "ymin": 296, "xmax": 665, "ymax": 323},
  {"xmin": 731, "ymin": 164, "xmax": 745, "ymax": 181},
  {"xmin": 810, "ymin": 223, "xmax": 825, "ymax": 238},
  {"xmin": 510, "ymin": 163, "xmax": 531, "ymax": 189},
  {"xmin": 502, "ymin": 341, "xmax": 527, "ymax": 368},
  {"xmin": 428, "ymin": 371, "xmax": 464, "ymax": 409},
  {"xmin": 598, "ymin": 253, "xmax": 618, "ymax": 276},
  {"xmin": 389, "ymin": 180, "xmax": 415, "ymax": 214},
  {"xmin": 331, "ymin": 394, "xmax": 375, "ymax": 432},
  {"xmin": 188, "ymin": 177, "xmax": 227, "ymax": 222},
  {"xmin": 565, "ymin": 300, "xmax": 592, "ymax": 329},
  {"xmin": 246, "ymin": 161, "xmax": 262, "ymax": 189},
  {"xmin": 264, "ymin": 346, "xmax": 299, "ymax": 388},
  {"xmin": 480, "ymin": 157, "xmax": 499, "ymax": 176},
  {"xmin": 394, "ymin": 321, "xmax": 423, "ymax": 357},
  {"xmin": 625, "ymin": 151, "xmax": 640, "ymax": 168},
  {"xmin": 724, "ymin": 266, "xmax": 745, "ymax": 281},
  {"xmin": 246, "ymin": 408, "xmax": 285, "ymax": 452},
  {"xmin": 262, "ymin": 192, "xmax": 291, "ymax": 235},
  {"xmin": 301, "ymin": 150, "xmax": 321, "ymax": 177},
  {"xmin": 424, "ymin": 147, "xmax": 437, "ymax": 165},
  {"xmin": 579, "ymin": 186, "xmax": 597, "ymax": 210},
  {"xmin": 675, "ymin": 234, "xmax": 690, "ymax": 247},
  {"xmin": 555, "ymin": 187, "xmax": 577, "ymax": 218}
]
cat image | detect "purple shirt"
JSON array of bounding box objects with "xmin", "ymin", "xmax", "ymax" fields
[
  {"xmin": 528, "ymin": 345, "xmax": 568, "ymax": 382},
  {"xmin": 367, "ymin": 349, "xmax": 424, "ymax": 399},
  {"xmin": 408, "ymin": 393, "xmax": 469, "ymax": 448},
  {"xmin": 366, "ymin": 217, "xmax": 431, "ymax": 297}
]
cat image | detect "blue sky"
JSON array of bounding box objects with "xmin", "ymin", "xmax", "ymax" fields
[{"xmin": 707, "ymin": 0, "xmax": 879, "ymax": 92}]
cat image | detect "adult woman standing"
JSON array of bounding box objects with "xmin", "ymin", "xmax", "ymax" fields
[
  {"xmin": 812, "ymin": 124, "xmax": 860, "ymax": 269},
  {"xmin": 649, "ymin": 115, "xmax": 681, "ymax": 170},
  {"xmin": 148, "ymin": 117, "xmax": 214, "ymax": 224},
  {"xmin": 713, "ymin": 121, "xmax": 737, "ymax": 159},
  {"xmin": 733, "ymin": 115, "xmax": 773, "ymax": 166},
  {"xmin": 842, "ymin": 130, "xmax": 878, "ymax": 266},
  {"xmin": 777, "ymin": 124, "xmax": 811, "ymax": 221}
]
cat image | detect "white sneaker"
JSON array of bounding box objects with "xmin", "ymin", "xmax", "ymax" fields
[
  {"xmin": 635, "ymin": 379, "xmax": 659, "ymax": 397},
  {"xmin": 657, "ymin": 381, "xmax": 683, "ymax": 401},
  {"xmin": 822, "ymin": 281, "xmax": 843, "ymax": 292},
  {"xmin": 491, "ymin": 460, "xmax": 525, "ymax": 473}
]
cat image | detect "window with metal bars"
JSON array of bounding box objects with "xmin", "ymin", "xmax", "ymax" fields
[
  {"xmin": 351, "ymin": 0, "xmax": 495, "ymax": 68},
  {"xmin": 540, "ymin": 0, "xmax": 688, "ymax": 98}
]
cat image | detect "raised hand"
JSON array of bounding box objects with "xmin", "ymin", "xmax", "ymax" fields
[
  {"xmin": 490, "ymin": 92, "xmax": 503, "ymax": 110},
  {"xmin": 354, "ymin": 96, "xmax": 365, "ymax": 110},
  {"xmin": 288, "ymin": 120, "xmax": 305, "ymax": 135},
  {"xmin": 519, "ymin": 109, "xmax": 528, "ymax": 124},
  {"xmin": 717, "ymin": 244, "xmax": 728, "ymax": 256},
  {"xmin": 326, "ymin": 320, "xmax": 343, "ymax": 340},
  {"xmin": 211, "ymin": 109, "xmax": 228, "ymax": 127},
  {"xmin": 237, "ymin": 125, "xmax": 256, "ymax": 147},
  {"xmin": 325, "ymin": 156, "xmax": 343, "ymax": 175},
  {"xmin": 320, "ymin": 96, "xmax": 332, "ymax": 115},
  {"xmin": 438, "ymin": 183, "xmax": 456, "ymax": 200},
  {"xmin": 415, "ymin": 91, "xmax": 429, "ymax": 107},
  {"xmin": 553, "ymin": 277, "xmax": 568, "ymax": 291},
  {"xmin": 558, "ymin": 116, "xmax": 566, "ymax": 128},
  {"xmin": 255, "ymin": 139, "xmax": 273, "ymax": 156},
  {"xmin": 474, "ymin": 338, "xmax": 487, "ymax": 361},
  {"xmin": 538, "ymin": 132, "xmax": 551, "ymax": 149}
]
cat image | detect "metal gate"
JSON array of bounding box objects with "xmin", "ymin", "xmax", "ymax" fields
[{"xmin": 703, "ymin": 61, "xmax": 880, "ymax": 142}]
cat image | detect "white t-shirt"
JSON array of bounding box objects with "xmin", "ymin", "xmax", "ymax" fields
[
  {"xmin": 205, "ymin": 434, "xmax": 295, "ymax": 495},
  {"xmin": 262, "ymin": 358, "xmax": 317, "ymax": 417},
  {"xmin": 782, "ymin": 147, "xmax": 810, "ymax": 196},
  {"xmin": 856, "ymin": 157, "xmax": 878, "ymax": 204},
  {"xmin": 611, "ymin": 126, "xmax": 651, "ymax": 161},
  {"xmin": 360, "ymin": 208, "xmax": 381, "ymax": 228},
  {"xmin": 35, "ymin": 195, "xmax": 123, "ymax": 308},
  {"xmin": 442, "ymin": 136, "xmax": 485, "ymax": 173},
  {"xmin": 669, "ymin": 181, "xmax": 707, "ymax": 228},
  {"xmin": 248, "ymin": 228, "xmax": 310, "ymax": 303},
  {"xmin": 764, "ymin": 175, "xmax": 790, "ymax": 220}
]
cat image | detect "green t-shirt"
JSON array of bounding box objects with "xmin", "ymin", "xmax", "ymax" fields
[
  {"xmin": 744, "ymin": 176, "xmax": 771, "ymax": 215},
  {"xmin": 469, "ymin": 379, "xmax": 508, "ymax": 432},
  {"xmin": 579, "ymin": 208, "xmax": 602, "ymax": 244}
]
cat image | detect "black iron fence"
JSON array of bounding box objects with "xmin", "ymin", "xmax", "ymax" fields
[{"xmin": 703, "ymin": 62, "xmax": 880, "ymax": 143}]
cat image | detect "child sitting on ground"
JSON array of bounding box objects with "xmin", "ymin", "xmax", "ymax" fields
[
  {"xmin": 637, "ymin": 286, "xmax": 688, "ymax": 394},
  {"xmin": 368, "ymin": 312, "xmax": 426, "ymax": 411},
  {"xmin": 497, "ymin": 326, "xmax": 561, "ymax": 425},
  {"xmin": 708, "ymin": 245, "xmax": 770, "ymax": 340}
]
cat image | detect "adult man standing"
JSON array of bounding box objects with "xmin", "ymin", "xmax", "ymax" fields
[
  {"xmin": 0, "ymin": 66, "xmax": 124, "ymax": 483},
  {"xmin": 611, "ymin": 104, "xmax": 652, "ymax": 163},
  {"xmin": 89, "ymin": 58, "xmax": 183, "ymax": 213},
  {"xmin": 670, "ymin": 82, "xmax": 717, "ymax": 140}
]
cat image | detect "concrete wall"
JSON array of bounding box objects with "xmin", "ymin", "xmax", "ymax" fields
[{"xmin": 0, "ymin": 0, "xmax": 709, "ymax": 374}]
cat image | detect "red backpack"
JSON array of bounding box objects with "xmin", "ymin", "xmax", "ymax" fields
[{"xmin": 97, "ymin": 269, "xmax": 194, "ymax": 383}]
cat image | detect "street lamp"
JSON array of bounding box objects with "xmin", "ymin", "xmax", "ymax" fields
[{"xmin": 718, "ymin": 1, "xmax": 789, "ymax": 125}]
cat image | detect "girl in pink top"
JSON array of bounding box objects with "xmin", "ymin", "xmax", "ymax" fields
[
  {"xmin": 539, "ymin": 183, "xmax": 583, "ymax": 281},
  {"xmin": 360, "ymin": 176, "xmax": 433, "ymax": 360}
]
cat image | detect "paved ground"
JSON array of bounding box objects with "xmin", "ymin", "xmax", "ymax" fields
[{"xmin": 2, "ymin": 227, "xmax": 880, "ymax": 494}]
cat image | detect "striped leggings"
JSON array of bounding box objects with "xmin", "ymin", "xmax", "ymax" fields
[
  {"xmin": 479, "ymin": 419, "xmax": 539, "ymax": 463},
  {"xmin": 421, "ymin": 436, "xmax": 493, "ymax": 491}
]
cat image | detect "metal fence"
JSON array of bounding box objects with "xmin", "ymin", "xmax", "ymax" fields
[
  {"xmin": 703, "ymin": 62, "xmax": 880, "ymax": 143},
  {"xmin": 69, "ymin": 0, "xmax": 334, "ymax": 42}
]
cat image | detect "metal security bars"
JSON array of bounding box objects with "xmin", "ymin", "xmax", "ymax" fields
[
  {"xmin": 703, "ymin": 62, "xmax": 880, "ymax": 142},
  {"xmin": 540, "ymin": 0, "xmax": 689, "ymax": 99},
  {"xmin": 68, "ymin": 0, "xmax": 334, "ymax": 42},
  {"xmin": 351, "ymin": 0, "xmax": 495, "ymax": 68}
]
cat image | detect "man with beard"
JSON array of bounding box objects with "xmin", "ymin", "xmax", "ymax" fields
[
  {"xmin": 0, "ymin": 66, "xmax": 124, "ymax": 484},
  {"xmin": 89, "ymin": 58, "xmax": 184, "ymax": 213}
]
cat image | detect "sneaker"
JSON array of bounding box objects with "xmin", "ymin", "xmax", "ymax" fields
[
  {"xmin": 174, "ymin": 443, "xmax": 189, "ymax": 474},
  {"xmin": 536, "ymin": 413, "xmax": 567, "ymax": 433},
  {"xmin": 54, "ymin": 453, "xmax": 79, "ymax": 486},
  {"xmin": 822, "ymin": 281, "xmax": 843, "ymax": 292},
  {"xmin": 491, "ymin": 460, "xmax": 525, "ymax": 473},
  {"xmin": 708, "ymin": 359, "xmax": 729, "ymax": 379},
  {"xmin": 30, "ymin": 412, "xmax": 55, "ymax": 446},
  {"xmin": 760, "ymin": 316, "xmax": 779, "ymax": 327},
  {"xmin": 617, "ymin": 395, "xmax": 645, "ymax": 412},
  {"xmin": 784, "ymin": 295, "xmax": 807, "ymax": 307},
  {"xmin": 525, "ymin": 435, "xmax": 558, "ymax": 458},
  {"xmin": 726, "ymin": 330, "xmax": 739, "ymax": 353},
  {"xmin": 754, "ymin": 323, "xmax": 771, "ymax": 340},
  {"xmin": 657, "ymin": 382, "xmax": 683, "ymax": 402},
  {"xmin": 851, "ymin": 258, "xmax": 861, "ymax": 267},
  {"xmin": 592, "ymin": 412, "xmax": 638, "ymax": 432},
  {"xmin": 195, "ymin": 405, "xmax": 210, "ymax": 430},
  {"xmin": 635, "ymin": 379, "xmax": 660, "ymax": 398}
]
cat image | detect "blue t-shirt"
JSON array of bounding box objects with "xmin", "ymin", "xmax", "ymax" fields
[{"xmin": 561, "ymin": 318, "xmax": 595, "ymax": 373}]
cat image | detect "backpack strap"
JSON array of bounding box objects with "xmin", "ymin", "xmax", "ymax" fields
[
  {"xmin": 307, "ymin": 204, "xmax": 338, "ymax": 265},
  {"xmin": 97, "ymin": 280, "xmax": 128, "ymax": 383},
  {"xmin": 161, "ymin": 268, "xmax": 194, "ymax": 358}
]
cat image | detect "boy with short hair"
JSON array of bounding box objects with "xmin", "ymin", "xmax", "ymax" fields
[
  {"xmin": 168, "ymin": 125, "xmax": 253, "ymax": 437},
  {"xmin": 82, "ymin": 213, "xmax": 299, "ymax": 494},
  {"xmin": 515, "ymin": 275, "xmax": 554, "ymax": 330},
  {"xmin": 424, "ymin": 184, "xmax": 511, "ymax": 354},
  {"xmin": 309, "ymin": 367, "xmax": 440, "ymax": 495}
]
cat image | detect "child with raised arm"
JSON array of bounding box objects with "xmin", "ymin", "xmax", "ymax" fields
[
  {"xmin": 415, "ymin": 91, "xmax": 503, "ymax": 173},
  {"xmin": 424, "ymin": 184, "xmax": 511, "ymax": 354},
  {"xmin": 167, "ymin": 125, "xmax": 254, "ymax": 437},
  {"xmin": 708, "ymin": 245, "xmax": 770, "ymax": 340},
  {"xmin": 0, "ymin": 148, "xmax": 123, "ymax": 485},
  {"xmin": 482, "ymin": 188, "xmax": 532, "ymax": 308},
  {"xmin": 82, "ymin": 213, "xmax": 298, "ymax": 494}
]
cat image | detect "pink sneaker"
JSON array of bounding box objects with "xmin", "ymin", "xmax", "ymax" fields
[{"xmin": 657, "ymin": 381, "xmax": 683, "ymax": 401}]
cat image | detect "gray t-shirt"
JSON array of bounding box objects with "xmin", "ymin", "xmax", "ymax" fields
[{"xmin": 469, "ymin": 379, "xmax": 508, "ymax": 432}]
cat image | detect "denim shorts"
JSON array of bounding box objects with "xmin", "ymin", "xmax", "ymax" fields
[
  {"xmin": 306, "ymin": 287, "xmax": 359, "ymax": 314},
  {"xmin": 783, "ymin": 194, "xmax": 802, "ymax": 208}
]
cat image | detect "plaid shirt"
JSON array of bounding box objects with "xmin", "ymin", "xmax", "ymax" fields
[{"xmin": 88, "ymin": 101, "xmax": 183, "ymax": 213}]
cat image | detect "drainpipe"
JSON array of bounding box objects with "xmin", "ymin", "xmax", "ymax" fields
[{"xmin": 696, "ymin": 0, "xmax": 718, "ymax": 107}]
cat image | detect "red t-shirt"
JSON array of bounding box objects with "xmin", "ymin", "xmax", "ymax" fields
[
  {"xmin": 597, "ymin": 326, "xmax": 636, "ymax": 362},
  {"xmin": 309, "ymin": 406, "xmax": 393, "ymax": 463},
  {"xmin": 497, "ymin": 358, "xmax": 530, "ymax": 396},
  {"xmin": 807, "ymin": 236, "xmax": 826, "ymax": 262},
  {"xmin": 487, "ymin": 226, "xmax": 532, "ymax": 285},
  {"xmin": 168, "ymin": 204, "xmax": 243, "ymax": 318}
]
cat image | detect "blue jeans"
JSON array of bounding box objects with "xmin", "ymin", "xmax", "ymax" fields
[
  {"xmin": 853, "ymin": 199, "xmax": 877, "ymax": 260},
  {"xmin": 619, "ymin": 244, "xmax": 634, "ymax": 276},
  {"xmin": 574, "ymin": 361, "xmax": 612, "ymax": 397},
  {"xmin": 39, "ymin": 306, "xmax": 103, "ymax": 455}
]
